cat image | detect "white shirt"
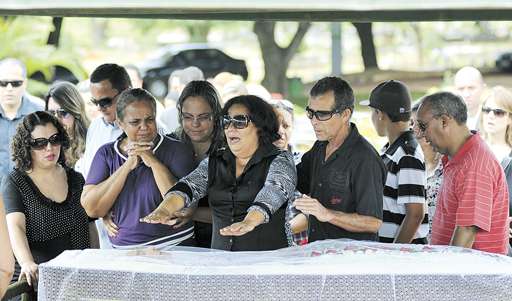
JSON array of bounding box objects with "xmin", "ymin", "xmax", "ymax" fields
[
  {"xmin": 78, "ymin": 117, "xmax": 123, "ymax": 179},
  {"xmin": 158, "ymin": 107, "xmax": 180, "ymax": 134},
  {"xmin": 467, "ymin": 112, "xmax": 480, "ymax": 131}
]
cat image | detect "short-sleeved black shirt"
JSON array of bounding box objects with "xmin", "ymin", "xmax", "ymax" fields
[{"xmin": 297, "ymin": 123, "xmax": 386, "ymax": 242}]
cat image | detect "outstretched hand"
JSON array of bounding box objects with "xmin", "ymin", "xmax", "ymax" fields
[
  {"xmin": 219, "ymin": 220, "xmax": 257, "ymax": 236},
  {"xmin": 140, "ymin": 207, "xmax": 178, "ymax": 226}
]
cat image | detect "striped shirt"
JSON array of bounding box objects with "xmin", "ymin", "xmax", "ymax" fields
[
  {"xmin": 431, "ymin": 133, "xmax": 509, "ymax": 254},
  {"xmin": 379, "ymin": 130, "xmax": 429, "ymax": 242}
]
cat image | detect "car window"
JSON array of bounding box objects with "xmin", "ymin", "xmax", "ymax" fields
[{"xmin": 170, "ymin": 53, "xmax": 187, "ymax": 68}]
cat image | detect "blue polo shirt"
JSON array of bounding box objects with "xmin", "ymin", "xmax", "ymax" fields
[{"xmin": 0, "ymin": 96, "xmax": 43, "ymax": 184}]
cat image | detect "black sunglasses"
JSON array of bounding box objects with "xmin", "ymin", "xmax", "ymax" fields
[
  {"xmin": 90, "ymin": 93, "xmax": 119, "ymax": 109},
  {"xmin": 222, "ymin": 114, "xmax": 251, "ymax": 129},
  {"xmin": 305, "ymin": 106, "xmax": 342, "ymax": 121},
  {"xmin": 47, "ymin": 109, "xmax": 71, "ymax": 119},
  {"xmin": 0, "ymin": 80, "xmax": 23, "ymax": 88},
  {"xmin": 482, "ymin": 107, "xmax": 510, "ymax": 117},
  {"xmin": 29, "ymin": 133, "xmax": 64, "ymax": 150}
]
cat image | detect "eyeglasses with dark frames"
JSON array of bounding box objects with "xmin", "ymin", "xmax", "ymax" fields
[
  {"xmin": 222, "ymin": 114, "xmax": 251, "ymax": 130},
  {"xmin": 482, "ymin": 107, "xmax": 510, "ymax": 117},
  {"xmin": 29, "ymin": 133, "xmax": 64, "ymax": 150},
  {"xmin": 305, "ymin": 106, "xmax": 342, "ymax": 121},
  {"xmin": 0, "ymin": 80, "xmax": 23, "ymax": 88}
]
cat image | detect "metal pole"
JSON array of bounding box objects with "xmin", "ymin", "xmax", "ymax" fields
[{"xmin": 331, "ymin": 22, "xmax": 342, "ymax": 76}]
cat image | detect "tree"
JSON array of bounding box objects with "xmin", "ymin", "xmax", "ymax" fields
[
  {"xmin": 47, "ymin": 17, "xmax": 63, "ymax": 47},
  {"xmin": 352, "ymin": 22, "xmax": 379, "ymax": 70},
  {"xmin": 0, "ymin": 17, "xmax": 86, "ymax": 96},
  {"xmin": 253, "ymin": 21, "xmax": 310, "ymax": 96}
]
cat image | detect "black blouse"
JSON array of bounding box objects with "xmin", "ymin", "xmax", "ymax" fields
[{"xmin": 2, "ymin": 167, "xmax": 90, "ymax": 267}]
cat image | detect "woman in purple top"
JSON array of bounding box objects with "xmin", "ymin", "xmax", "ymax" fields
[{"xmin": 81, "ymin": 88, "xmax": 196, "ymax": 250}]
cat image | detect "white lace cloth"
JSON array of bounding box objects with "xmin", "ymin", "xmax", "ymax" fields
[{"xmin": 38, "ymin": 239, "xmax": 512, "ymax": 301}]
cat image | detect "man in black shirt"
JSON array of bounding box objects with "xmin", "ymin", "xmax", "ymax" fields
[{"xmin": 292, "ymin": 77, "xmax": 386, "ymax": 242}]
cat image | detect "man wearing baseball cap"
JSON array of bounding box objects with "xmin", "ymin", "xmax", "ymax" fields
[{"xmin": 362, "ymin": 80, "xmax": 428, "ymax": 244}]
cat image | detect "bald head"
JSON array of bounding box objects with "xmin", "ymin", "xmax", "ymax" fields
[
  {"xmin": 0, "ymin": 58, "xmax": 27, "ymax": 78},
  {"xmin": 0, "ymin": 58, "xmax": 27, "ymax": 111},
  {"xmin": 454, "ymin": 66, "xmax": 485, "ymax": 116}
]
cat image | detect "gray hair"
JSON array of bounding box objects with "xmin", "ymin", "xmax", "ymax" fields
[
  {"xmin": 0, "ymin": 58, "xmax": 27, "ymax": 78},
  {"xmin": 421, "ymin": 91, "xmax": 467, "ymax": 125},
  {"xmin": 116, "ymin": 88, "xmax": 156, "ymax": 122}
]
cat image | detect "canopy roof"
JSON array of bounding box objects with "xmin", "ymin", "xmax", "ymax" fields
[{"xmin": 3, "ymin": 0, "xmax": 512, "ymax": 21}]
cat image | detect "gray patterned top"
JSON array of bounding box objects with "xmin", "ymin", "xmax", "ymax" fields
[{"xmin": 168, "ymin": 151, "xmax": 297, "ymax": 223}]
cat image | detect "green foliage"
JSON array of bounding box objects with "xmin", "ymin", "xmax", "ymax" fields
[{"xmin": 0, "ymin": 16, "xmax": 86, "ymax": 96}]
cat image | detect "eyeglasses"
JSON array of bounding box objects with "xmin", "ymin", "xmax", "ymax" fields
[
  {"xmin": 47, "ymin": 109, "xmax": 71, "ymax": 119},
  {"xmin": 222, "ymin": 114, "xmax": 251, "ymax": 130},
  {"xmin": 29, "ymin": 133, "xmax": 64, "ymax": 150},
  {"xmin": 182, "ymin": 112, "xmax": 213, "ymax": 124},
  {"xmin": 0, "ymin": 80, "xmax": 23, "ymax": 88},
  {"xmin": 305, "ymin": 106, "xmax": 342, "ymax": 121},
  {"xmin": 90, "ymin": 93, "xmax": 119, "ymax": 109},
  {"xmin": 415, "ymin": 117, "xmax": 436, "ymax": 134},
  {"xmin": 482, "ymin": 107, "xmax": 510, "ymax": 117}
]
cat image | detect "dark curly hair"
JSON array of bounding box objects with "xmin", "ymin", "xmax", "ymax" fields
[
  {"xmin": 222, "ymin": 95, "xmax": 280, "ymax": 147},
  {"xmin": 11, "ymin": 111, "xmax": 70, "ymax": 171}
]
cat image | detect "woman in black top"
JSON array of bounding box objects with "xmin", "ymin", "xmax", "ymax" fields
[
  {"xmin": 142, "ymin": 95, "xmax": 297, "ymax": 251},
  {"xmin": 2, "ymin": 111, "xmax": 90, "ymax": 288}
]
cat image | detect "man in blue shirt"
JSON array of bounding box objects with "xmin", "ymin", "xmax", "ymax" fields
[{"xmin": 0, "ymin": 58, "xmax": 43, "ymax": 184}]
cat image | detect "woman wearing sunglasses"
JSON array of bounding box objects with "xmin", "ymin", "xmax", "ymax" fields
[
  {"xmin": 478, "ymin": 86, "xmax": 512, "ymax": 251},
  {"xmin": 142, "ymin": 95, "xmax": 297, "ymax": 251},
  {"xmin": 2, "ymin": 111, "xmax": 91, "ymax": 289},
  {"xmin": 45, "ymin": 81, "xmax": 90, "ymax": 170}
]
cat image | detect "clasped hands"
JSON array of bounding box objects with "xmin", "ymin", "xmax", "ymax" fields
[{"xmin": 125, "ymin": 141, "xmax": 156, "ymax": 169}]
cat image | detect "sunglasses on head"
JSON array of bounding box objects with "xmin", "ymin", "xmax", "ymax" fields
[
  {"xmin": 222, "ymin": 114, "xmax": 251, "ymax": 130},
  {"xmin": 0, "ymin": 80, "xmax": 23, "ymax": 88},
  {"xmin": 90, "ymin": 94, "xmax": 118, "ymax": 109},
  {"xmin": 482, "ymin": 107, "xmax": 510, "ymax": 117},
  {"xmin": 47, "ymin": 109, "xmax": 71, "ymax": 119},
  {"xmin": 29, "ymin": 133, "xmax": 64, "ymax": 150}
]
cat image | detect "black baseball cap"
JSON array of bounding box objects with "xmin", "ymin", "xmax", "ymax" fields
[{"xmin": 360, "ymin": 80, "xmax": 412, "ymax": 116}]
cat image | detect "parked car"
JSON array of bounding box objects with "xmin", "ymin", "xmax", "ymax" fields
[
  {"xmin": 139, "ymin": 44, "xmax": 248, "ymax": 98},
  {"xmin": 29, "ymin": 65, "xmax": 80, "ymax": 84},
  {"xmin": 496, "ymin": 51, "xmax": 512, "ymax": 72}
]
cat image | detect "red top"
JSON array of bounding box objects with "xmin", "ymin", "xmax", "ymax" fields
[{"xmin": 431, "ymin": 133, "xmax": 509, "ymax": 254}]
